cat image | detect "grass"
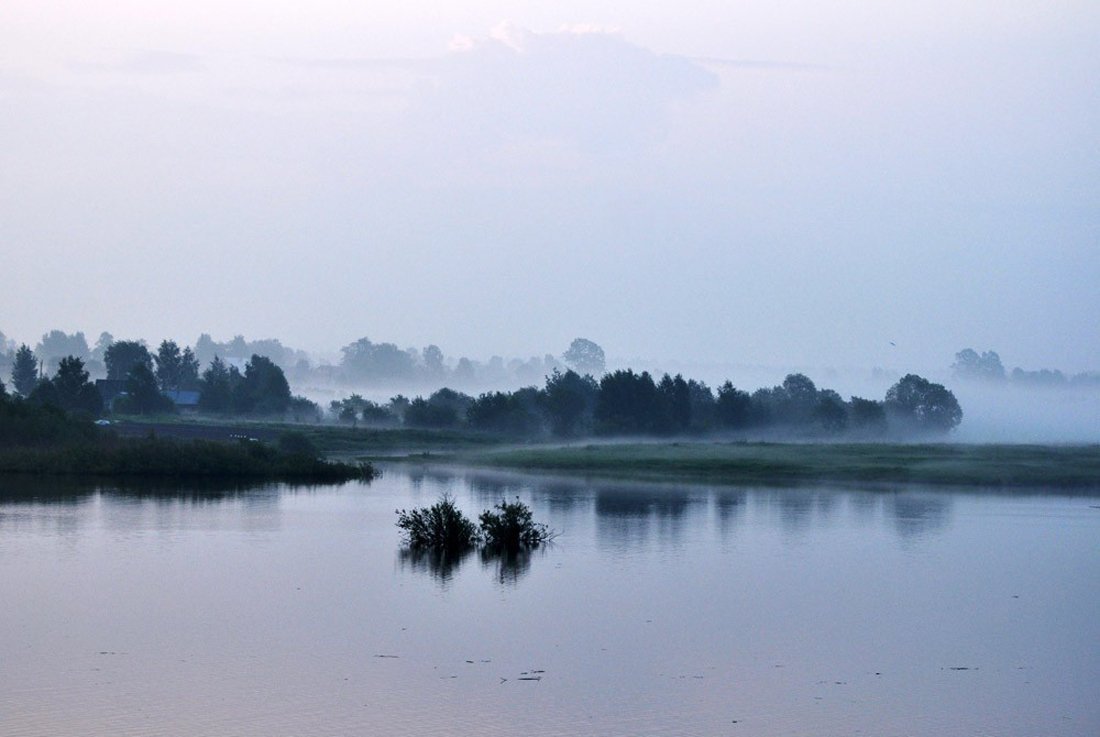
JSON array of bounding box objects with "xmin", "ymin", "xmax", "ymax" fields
[
  {"xmin": 449, "ymin": 441, "xmax": 1100, "ymax": 488},
  {"xmin": 111, "ymin": 417, "xmax": 507, "ymax": 456}
]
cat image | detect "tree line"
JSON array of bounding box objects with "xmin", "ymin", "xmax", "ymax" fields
[
  {"xmin": 3, "ymin": 336, "xmax": 318, "ymax": 420},
  {"xmin": 0, "ymin": 330, "xmax": 608, "ymax": 393},
  {"xmin": 332, "ymin": 369, "xmax": 963, "ymax": 439},
  {"xmin": 2, "ymin": 329, "xmax": 962, "ymax": 437},
  {"xmin": 952, "ymin": 348, "xmax": 1100, "ymax": 388}
]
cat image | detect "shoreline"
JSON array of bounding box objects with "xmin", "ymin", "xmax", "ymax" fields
[{"xmin": 384, "ymin": 441, "xmax": 1100, "ymax": 490}]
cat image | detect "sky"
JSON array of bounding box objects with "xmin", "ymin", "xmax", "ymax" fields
[{"xmin": 2, "ymin": 1, "xmax": 1098, "ymax": 376}]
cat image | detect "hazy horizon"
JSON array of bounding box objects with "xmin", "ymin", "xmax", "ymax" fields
[{"xmin": 3, "ymin": 2, "xmax": 1098, "ymax": 375}]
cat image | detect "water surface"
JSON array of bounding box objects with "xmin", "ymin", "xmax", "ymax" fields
[{"xmin": 1, "ymin": 469, "xmax": 1097, "ymax": 736}]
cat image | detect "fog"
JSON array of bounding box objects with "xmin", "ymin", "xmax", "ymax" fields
[{"xmin": 2, "ymin": 2, "xmax": 1098, "ymax": 437}]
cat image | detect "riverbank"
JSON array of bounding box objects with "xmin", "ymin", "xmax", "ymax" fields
[
  {"xmin": 0, "ymin": 436, "xmax": 374, "ymax": 483},
  {"xmin": 434, "ymin": 442, "xmax": 1100, "ymax": 489},
  {"xmin": 101, "ymin": 418, "xmax": 1100, "ymax": 488}
]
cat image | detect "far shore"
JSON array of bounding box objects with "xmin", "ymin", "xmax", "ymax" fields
[
  {"xmin": 79, "ymin": 418, "xmax": 1100, "ymax": 490},
  {"xmin": 390, "ymin": 441, "xmax": 1100, "ymax": 490}
]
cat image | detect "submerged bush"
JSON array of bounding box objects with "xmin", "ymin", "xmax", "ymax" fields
[
  {"xmin": 396, "ymin": 496, "xmax": 556, "ymax": 556},
  {"xmin": 479, "ymin": 498, "xmax": 555, "ymax": 551},
  {"xmin": 395, "ymin": 493, "xmax": 479, "ymax": 551}
]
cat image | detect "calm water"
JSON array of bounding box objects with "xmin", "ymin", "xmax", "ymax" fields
[{"xmin": 1, "ymin": 468, "xmax": 1098, "ymax": 737}]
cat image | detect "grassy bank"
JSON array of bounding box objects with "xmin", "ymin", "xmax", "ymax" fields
[
  {"xmin": 109, "ymin": 417, "xmax": 506, "ymax": 456},
  {"xmin": 449, "ymin": 442, "xmax": 1100, "ymax": 488},
  {"xmin": 0, "ymin": 436, "xmax": 374, "ymax": 483}
]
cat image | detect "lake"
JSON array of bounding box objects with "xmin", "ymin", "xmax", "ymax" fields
[{"xmin": 1, "ymin": 467, "xmax": 1098, "ymax": 736}]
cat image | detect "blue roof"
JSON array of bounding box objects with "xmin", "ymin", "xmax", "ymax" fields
[{"xmin": 165, "ymin": 390, "xmax": 200, "ymax": 406}]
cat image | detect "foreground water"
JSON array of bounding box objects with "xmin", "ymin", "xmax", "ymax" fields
[{"xmin": 1, "ymin": 468, "xmax": 1097, "ymax": 737}]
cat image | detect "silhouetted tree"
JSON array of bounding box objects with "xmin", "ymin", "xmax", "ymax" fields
[
  {"xmin": 848, "ymin": 396, "xmax": 887, "ymax": 434},
  {"xmin": 198, "ymin": 357, "xmax": 235, "ymax": 413},
  {"xmin": 715, "ymin": 381, "xmax": 752, "ymax": 429},
  {"xmin": 952, "ymin": 349, "xmax": 1006, "ymax": 381},
  {"xmin": 11, "ymin": 344, "xmax": 39, "ymax": 397},
  {"xmin": 120, "ymin": 363, "xmax": 173, "ymax": 414},
  {"xmin": 50, "ymin": 356, "xmax": 102, "ymax": 415},
  {"xmin": 780, "ymin": 373, "xmax": 819, "ymax": 425},
  {"xmin": 340, "ymin": 337, "xmax": 416, "ymax": 382},
  {"xmin": 405, "ymin": 388, "xmax": 474, "ymax": 428},
  {"xmin": 179, "ymin": 347, "xmax": 200, "ymax": 390},
  {"xmin": 105, "ymin": 340, "xmax": 152, "ymax": 380},
  {"xmin": 885, "ymin": 374, "xmax": 963, "ymax": 434},
  {"xmin": 91, "ymin": 332, "xmax": 114, "ymax": 363},
  {"xmin": 331, "ymin": 395, "xmax": 366, "ymax": 425},
  {"xmin": 562, "ymin": 337, "xmax": 606, "ymax": 376},
  {"xmin": 288, "ymin": 395, "xmax": 322, "ymax": 422},
  {"xmin": 656, "ymin": 374, "xmax": 691, "ymax": 433},
  {"xmin": 467, "ymin": 388, "xmax": 544, "ymax": 435},
  {"xmin": 813, "ymin": 389, "xmax": 848, "ymax": 433},
  {"xmin": 35, "ymin": 330, "xmax": 89, "ymax": 373},
  {"xmin": 595, "ymin": 369, "xmax": 666, "ymax": 434},
  {"xmin": 422, "ymin": 344, "xmax": 446, "ymax": 379},
  {"xmin": 543, "ymin": 369, "xmax": 598, "ymax": 437},
  {"xmin": 236, "ymin": 354, "xmax": 291, "ymax": 415},
  {"xmin": 155, "ymin": 340, "xmax": 184, "ymax": 392},
  {"xmin": 686, "ymin": 379, "xmax": 717, "ymax": 432}
]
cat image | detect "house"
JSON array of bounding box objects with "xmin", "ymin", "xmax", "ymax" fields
[
  {"xmin": 165, "ymin": 390, "xmax": 201, "ymax": 413},
  {"xmin": 95, "ymin": 379, "xmax": 128, "ymax": 408}
]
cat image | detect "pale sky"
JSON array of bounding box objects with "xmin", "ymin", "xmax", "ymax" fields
[{"xmin": 2, "ymin": 1, "xmax": 1098, "ymax": 374}]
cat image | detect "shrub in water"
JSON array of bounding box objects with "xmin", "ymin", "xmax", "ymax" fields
[
  {"xmin": 479, "ymin": 498, "xmax": 555, "ymax": 551},
  {"xmin": 395, "ymin": 493, "xmax": 479, "ymax": 551}
]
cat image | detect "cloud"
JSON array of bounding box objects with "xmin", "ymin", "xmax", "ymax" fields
[{"xmin": 407, "ymin": 23, "xmax": 719, "ymax": 154}]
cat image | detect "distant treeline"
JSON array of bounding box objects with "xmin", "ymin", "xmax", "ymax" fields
[
  {"xmin": 333, "ymin": 370, "xmax": 963, "ymax": 439},
  {"xmin": 952, "ymin": 349, "xmax": 1100, "ymax": 388},
  {"xmin": 2, "ymin": 330, "xmax": 962, "ymax": 438},
  {"xmin": 1, "ymin": 335, "xmax": 320, "ymax": 421},
  {"xmin": 0, "ymin": 330, "xmax": 607, "ymax": 392},
  {"xmin": 0, "ymin": 376, "xmax": 371, "ymax": 482}
]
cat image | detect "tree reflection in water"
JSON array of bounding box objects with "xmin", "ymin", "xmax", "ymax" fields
[
  {"xmin": 397, "ymin": 545, "xmax": 474, "ymax": 585},
  {"xmin": 397, "ymin": 543, "xmax": 544, "ymax": 586}
]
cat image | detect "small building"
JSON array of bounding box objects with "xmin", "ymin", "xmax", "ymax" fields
[
  {"xmin": 165, "ymin": 390, "xmax": 201, "ymax": 413},
  {"xmin": 95, "ymin": 379, "xmax": 128, "ymax": 409}
]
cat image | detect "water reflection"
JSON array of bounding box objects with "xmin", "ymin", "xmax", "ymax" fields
[
  {"xmin": 887, "ymin": 493, "xmax": 952, "ymax": 539},
  {"xmin": 397, "ymin": 544, "xmax": 540, "ymax": 587},
  {"xmin": 594, "ymin": 486, "xmax": 703, "ymax": 546},
  {"xmin": 480, "ymin": 545, "xmax": 541, "ymax": 585},
  {"xmin": 426, "ymin": 468, "xmax": 973, "ymax": 549},
  {"xmin": 398, "ymin": 546, "xmax": 474, "ymax": 584}
]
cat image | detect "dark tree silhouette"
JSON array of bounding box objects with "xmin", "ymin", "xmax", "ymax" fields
[
  {"xmin": 848, "ymin": 396, "xmax": 887, "ymax": 433},
  {"xmin": 11, "ymin": 344, "xmax": 40, "ymax": 397},
  {"xmin": 236, "ymin": 355, "xmax": 292, "ymax": 415},
  {"xmin": 715, "ymin": 381, "xmax": 752, "ymax": 429},
  {"xmin": 155, "ymin": 340, "xmax": 184, "ymax": 392},
  {"xmin": 595, "ymin": 369, "xmax": 666, "ymax": 434},
  {"xmin": 51, "ymin": 356, "xmax": 102, "ymax": 415},
  {"xmin": 198, "ymin": 357, "xmax": 236, "ymax": 413},
  {"xmin": 885, "ymin": 374, "xmax": 963, "ymax": 434},
  {"xmin": 543, "ymin": 369, "xmax": 598, "ymax": 437},
  {"xmin": 105, "ymin": 340, "xmax": 153, "ymax": 380}
]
